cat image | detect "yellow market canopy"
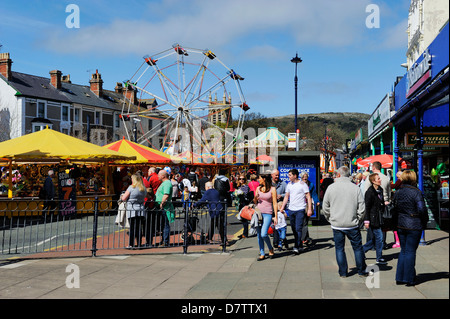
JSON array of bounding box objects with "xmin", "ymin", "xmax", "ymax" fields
[{"xmin": 0, "ymin": 128, "xmax": 135, "ymax": 163}]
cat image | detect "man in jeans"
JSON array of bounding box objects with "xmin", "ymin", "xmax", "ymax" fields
[
  {"xmin": 280, "ymin": 169, "xmax": 312, "ymax": 254},
  {"xmin": 322, "ymin": 166, "xmax": 368, "ymax": 277}
]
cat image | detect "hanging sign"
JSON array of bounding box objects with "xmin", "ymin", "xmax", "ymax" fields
[{"xmin": 58, "ymin": 168, "xmax": 77, "ymax": 217}]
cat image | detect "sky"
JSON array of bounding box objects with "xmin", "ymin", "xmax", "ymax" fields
[{"xmin": 0, "ymin": 0, "xmax": 411, "ymax": 118}]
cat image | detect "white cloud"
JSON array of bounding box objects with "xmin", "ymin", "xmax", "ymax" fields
[{"xmin": 39, "ymin": 0, "xmax": 375, "ymax": 56}]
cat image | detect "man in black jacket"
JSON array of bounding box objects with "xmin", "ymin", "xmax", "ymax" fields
[{"xmin": 214, "ymin": 169, "xmax": 231, "ymax": 207}]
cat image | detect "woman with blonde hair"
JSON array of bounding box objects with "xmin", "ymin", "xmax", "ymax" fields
[{"xmin": 121, "ymin": 174, "xmax": 147, "ymax": 248}]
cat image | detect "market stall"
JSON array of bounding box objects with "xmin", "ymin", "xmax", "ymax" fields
[{"xmin": 0, "ymin": 128, "xmax": 135, "ymax": 216}]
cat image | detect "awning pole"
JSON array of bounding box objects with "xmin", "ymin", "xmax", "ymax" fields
[{"xmin": 8, "ymin": 160, "xmax": 13, "ymax": 198}]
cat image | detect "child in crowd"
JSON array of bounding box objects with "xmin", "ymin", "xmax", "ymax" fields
[
  {"xmin": 182, "ymin": 186, "xmax": 191, "ymax": 209},
  {"xmin": 275, "ymin": 201, "xmax": 288, "ymax": 251}
]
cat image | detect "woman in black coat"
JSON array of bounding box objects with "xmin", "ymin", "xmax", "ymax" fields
[
  {"xmin": 363, "ymin": 173, "xmax": 387, "ymax": 264},
  {"xmin": 393, "ymin": 170, "xmax": 428, "ymax": 286}
]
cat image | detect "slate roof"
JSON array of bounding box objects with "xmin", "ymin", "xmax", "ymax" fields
[
  {"xmin": 7, "ymin": 72, "xmax": 71, "ymax": 103},
  {"xmin": 60, "ymin": 81, "xmax": 122, "ymax": 111},
  {"xmin": 4, "ymin": 71, "xmax": 123, "ymax": 111}
]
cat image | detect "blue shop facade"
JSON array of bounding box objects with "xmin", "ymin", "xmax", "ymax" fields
[{"xmin": 392, "ymin": 23, "xmax": 449, "ymax": 230}]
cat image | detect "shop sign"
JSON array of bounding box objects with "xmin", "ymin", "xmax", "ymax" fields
[
  {"xmin": 368, "ymin": 94, "xmax": 390, "ymax": 138},
  {"xmin": 406, "ymin": 132, "xmax": 449, "ymax": 147},
  {"xmin": 58, "ymin": 168, "xmax": 77, "ymax": 217},
  {"xmin": 406, "ymin": 49, "xmax": 432, "ymax": 98}
]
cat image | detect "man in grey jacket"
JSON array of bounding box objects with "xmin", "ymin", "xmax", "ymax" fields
[{"xmin": 322, "ymin": 166, "xmax": 368, "ymax": 278}]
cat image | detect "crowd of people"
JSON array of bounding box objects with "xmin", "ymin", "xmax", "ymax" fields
[
  {"xmin": 117, "ymin": 161, "xmax": 428, "ymax": 287},
  {"xmin": 322, "ymin": 162, "xmax": 428, "ymax": 286}
]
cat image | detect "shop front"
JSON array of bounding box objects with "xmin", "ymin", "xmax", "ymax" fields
[
  {"xmin": 367, "ymin": 93, "xmax": 394, "ymax": 175},
  {"xmin": 392, "ymin": 23, "xmax": 449, "ymax": 230}
]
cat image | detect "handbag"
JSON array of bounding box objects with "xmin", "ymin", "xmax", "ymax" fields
[
  {"xmin": 115, "ymin": 201, "xmax": 130, "ymax": 228},
  {"xmin": 239, "ymin": 205, "xmax": 255, "ymax": 221}
]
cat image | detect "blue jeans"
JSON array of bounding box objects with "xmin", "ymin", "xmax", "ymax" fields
[
  {"xmin": 289, "ymin": 209, "xmax": 305, "ymax": 249},
  {"xmin": 333, "ymin": 227, "xmax": 367, "ymax": 276},
  {"xmin": 363, "ymin": 227, "xmax": 384, "ymax": 261},
  {"xmin": 161, "ymin": 211, "xmax": 170, "ymax": 245},
  {"xmin": 396, "ymin": 228, "xmax": 422, "ymax": 284},
  {"xmin": 277, "ymin": 226, "xmax": 287, "ymax": 248},
  {"xmin": 256, "ymin": 214, "xmax": 273, "ymax": 256}
]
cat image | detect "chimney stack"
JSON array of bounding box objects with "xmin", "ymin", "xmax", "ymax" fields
[
  {"xmin": 89, "ymin": 69, "xmax": 103, "ymax": 97},
  {"xmin": 115, "ymin": 82, "xmax": 123, "ymax": 93},
  {"xmin": 0, "ymin": 52, "xmax": 13, "ymax": 81},
  {"xmin": 49, "ymin": 70, "xmax": 62, "ymax": 89}
]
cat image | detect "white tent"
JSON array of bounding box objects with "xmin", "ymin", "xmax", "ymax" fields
[{"xmin": 246, "ymin": 127, "xmax": 288, "ymax": 148}]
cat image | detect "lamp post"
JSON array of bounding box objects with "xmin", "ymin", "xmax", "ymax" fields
[{"xmin": 291, "ymin": 53, "xmax": 302, "ymax": 151}]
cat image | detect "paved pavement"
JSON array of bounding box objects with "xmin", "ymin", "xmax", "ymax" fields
[{"xmin": 0, "ymin": 225, "xmax": 448, "ymax": 302}]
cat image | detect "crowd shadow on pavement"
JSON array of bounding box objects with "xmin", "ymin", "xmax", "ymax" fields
[{"xmin": 415, "ymin": 271, "xmax": 449, "ymax": 285}]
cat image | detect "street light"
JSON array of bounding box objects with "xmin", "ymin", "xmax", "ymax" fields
[{"xmin": 291, "ymin": 53, "xmax": 302, "ymax": 151}]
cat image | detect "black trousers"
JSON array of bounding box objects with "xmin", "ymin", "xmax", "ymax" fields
[
  {"xmin": 129, "ymin": 216, "xmax": 145, "ymax": 247},
  {"xmin": 208, "ymin": 213, "xmax": 225, "ymax": 243}
]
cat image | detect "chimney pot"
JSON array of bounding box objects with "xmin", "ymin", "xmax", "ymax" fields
[{"xmin": 62, "ymin": 74, "xmax": 71, "ymax": 83}]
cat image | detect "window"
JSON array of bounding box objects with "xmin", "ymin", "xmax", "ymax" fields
[
  {"xmin": 62, "ymin": 105, "xmax": 69, "ymax": 121},
  {"xmin": 32, "ymin": 123, "xmax": 52, "ymax": 132},
  {"xmin": 74, "ymin": 108, "xmax": 80, "ymax": 122},
  {"xmin": 115, "ymin": 114, "xmax": 120, "ymax": 128},
  {"xmin": 37, "ymin": 102, "xmax": 46, "ymax": 118},
  {"xmin": 95, "ymin": 111, "xmax": 101, "ymax": 125}
]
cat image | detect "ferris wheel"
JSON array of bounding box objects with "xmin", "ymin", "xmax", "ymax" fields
[{"xmin": 120, "ymin": 44, "xmax": 249, "ymax": 161}]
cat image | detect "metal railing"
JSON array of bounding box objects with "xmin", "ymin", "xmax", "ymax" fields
[{"xmin": 0, "ymin": 198, "xmax": 228, "ymax": 257}]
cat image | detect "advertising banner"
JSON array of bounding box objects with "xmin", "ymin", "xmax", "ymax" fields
[{"xmin": 278, "ymin": 159, "xmax": 320, "ymax": 220}]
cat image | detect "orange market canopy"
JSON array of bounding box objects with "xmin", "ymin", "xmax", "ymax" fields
[
  {"xmin": 103, "ymin": 138, "xmax": 172, "ymax": 164},
  {"xmin": 0, "ymin": 128, "xmax": 135, "ymax": 163}
]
